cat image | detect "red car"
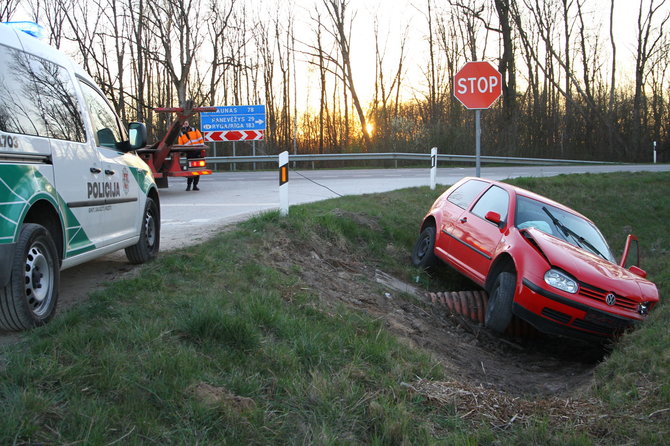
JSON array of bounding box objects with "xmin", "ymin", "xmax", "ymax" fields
[{"xmin": 412, "ymin": 177, "xmax": 660, "ymax": 340}]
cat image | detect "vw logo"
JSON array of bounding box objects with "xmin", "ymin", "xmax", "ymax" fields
[{"xmin": 605, "ymin": 293, "xmax": 617, "ymax": 306}]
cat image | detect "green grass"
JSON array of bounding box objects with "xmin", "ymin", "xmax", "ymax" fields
[{"xmin": 0, "ymin": 171, "xmax": 669, "ymax": 444}]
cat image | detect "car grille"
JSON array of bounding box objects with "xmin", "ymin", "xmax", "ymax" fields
[
  {"xmin": 578, "ymin": 282, "xmax": 638, "ymax": 312},
  {"xmin": 541, "ymin": 307, "xmax": 571, "ymax": 323},
  {"xmin": 571, "ymin": 318, "xmax": 612, "ymax": 335}
]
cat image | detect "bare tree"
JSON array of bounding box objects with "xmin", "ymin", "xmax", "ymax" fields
[
  {"xmin": 0, "ymin": 0, "xmax": 21, "ymax": 21},
  {"xmin": 633, "ymin": 0, "xmax": 670, "ymax": 154},
  {"xmin": 322, "ymin": 0, "xmax": 371, "ymax": 149}
]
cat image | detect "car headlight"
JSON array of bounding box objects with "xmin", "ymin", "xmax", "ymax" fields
[{"xmin": 544, "ymin": 269, "xmax": 578, "ymax": 294}]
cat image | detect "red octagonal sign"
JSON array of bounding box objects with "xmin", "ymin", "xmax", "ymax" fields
[{"xmin": 454, "ymin": 61, "xmax": 502, "ymax": 110}]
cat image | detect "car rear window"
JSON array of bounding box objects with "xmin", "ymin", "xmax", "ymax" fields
[{"xmin": 447, "ymin": 179, "xmax": 488, "ymax": 209}]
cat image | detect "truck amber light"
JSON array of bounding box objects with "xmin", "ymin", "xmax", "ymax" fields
[{"xmin": 189, "ymin": 160, "xmax": 206, "ymax": 168}]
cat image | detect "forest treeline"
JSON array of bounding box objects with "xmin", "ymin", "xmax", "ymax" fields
[{"xmin": 4, "ymin": 0, "xmax": 669, "ymax": 162}]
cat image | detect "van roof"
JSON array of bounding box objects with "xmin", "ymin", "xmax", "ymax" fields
[{"xmin": 0, "ymin": 22, "xmax": 94, "ymax": 86}]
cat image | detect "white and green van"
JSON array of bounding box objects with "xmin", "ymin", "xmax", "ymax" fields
[{"xmin": 0, "ymin": 22, "xmax": 159, "ymax": 331}]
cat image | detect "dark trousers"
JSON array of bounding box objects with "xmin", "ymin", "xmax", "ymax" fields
[{"xmin": 187, "ymin": 176, "xmax": 200, "ymax": 188}]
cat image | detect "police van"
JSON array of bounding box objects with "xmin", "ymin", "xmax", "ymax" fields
[{"xmin": 0, "ymin": 22, "xmax": 159, "ymax": 331}]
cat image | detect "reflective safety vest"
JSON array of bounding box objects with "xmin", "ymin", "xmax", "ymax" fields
[{"xmin": 178, "ymin": 128, "xmax": 204, "ymax": 146}]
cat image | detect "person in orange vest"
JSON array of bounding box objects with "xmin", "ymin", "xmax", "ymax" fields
[{"xmin": 178, "ymin": 120, "xmax": 204, "ymax": 191}]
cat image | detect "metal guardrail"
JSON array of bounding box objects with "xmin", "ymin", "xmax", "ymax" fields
[{"xmin": 205, "ymin": 152, "xmax": 614, "ymax": 166}]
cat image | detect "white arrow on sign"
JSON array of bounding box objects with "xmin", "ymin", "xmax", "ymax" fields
[{"xmin": 255, "ymin": 119, "xmax": 264, "ymax": 125}]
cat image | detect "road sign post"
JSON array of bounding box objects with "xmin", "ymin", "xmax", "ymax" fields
[
  {"xmin": 430, "ymin": 147, "xmax": 437, "ymax": 190},
  {"xmin": 454, "ymin": 61, "xmax": 502, "ymax": 177},
  {"xmin": 279, "ymin": 151, "xmax": 289, "ymax": 216}
]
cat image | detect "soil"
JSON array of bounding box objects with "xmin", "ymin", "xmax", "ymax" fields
[
  {"xmin": 262, "ymin": 228, "xmax": 606, "ymax": 400},
  {"xmin": 1, "ymin": 215, "xmax": 607, "ymax": 412}
]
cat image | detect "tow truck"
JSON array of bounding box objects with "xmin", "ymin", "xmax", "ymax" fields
[{"xmin": 136, "ymin": 100, "xmax": 216, "ymax": 188}]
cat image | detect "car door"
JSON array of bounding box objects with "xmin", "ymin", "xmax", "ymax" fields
[
  {"xmin": 78, "ymin": 80, "xmax": 141, "ymax": 245},
  {"xmin": 435, "ymin": 179, "xmax": 489, "ymax": 262},
  {"xmin": 447, "ymin": 185, "xmax": 510, "ymax": 284}
]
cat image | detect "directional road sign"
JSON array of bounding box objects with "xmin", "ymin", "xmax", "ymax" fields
[
  {"xmin": 453, "ymin": 62, "xmax": 502, "ymax": 110},
  {"xmin": 201, "ymin": 105, "xmax": 266, "ymax": 141}
]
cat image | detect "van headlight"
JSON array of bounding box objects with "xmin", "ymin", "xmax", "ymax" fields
[{"xmin": 544, "ymin": 269, "xmax": 578, "ymax": 294}]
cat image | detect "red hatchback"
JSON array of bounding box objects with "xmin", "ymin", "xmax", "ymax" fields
[{"xmin": 412, "ymin": 177, "xmax": 660, "ymax": 340}]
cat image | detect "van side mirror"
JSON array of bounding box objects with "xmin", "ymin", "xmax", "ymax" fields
[{"xmin": 129, "ymin": 122, "xmax": 147, "ymax": 150}]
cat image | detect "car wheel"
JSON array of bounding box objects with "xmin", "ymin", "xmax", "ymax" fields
[
  {"xmin": 125, "ymin": 197, "xmax": 160, "ymax": 264},
  {"xmin": 412, "ymin": 226, "xmax": 438, "ymax": 268},
  {"xmin": 485, "ymin": 271, "xmax": 515, "ymax": 333},
  {"xmin": 0, "ymin": 224, "xmax": 60, "ymax": 331}
]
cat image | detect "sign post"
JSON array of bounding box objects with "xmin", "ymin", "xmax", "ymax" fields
[
  {"xmin": 453, "ymin": 61, "xmax": 503, "ymax": 177},
  {"xmin": 430, "ymin": 147, "xmax": 437, "ymax": 190},
  {"xmin": 279, "ymin": 151, "xmax": 289, "ymax": 216}
]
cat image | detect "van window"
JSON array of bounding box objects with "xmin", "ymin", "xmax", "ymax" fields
[
  {"xmin": 0, "ymin": 44, "xmax": 50, "ymax": 137},
  {"xmin": 0, "ymin": 43, "xmax": 86, "ymax": 142},
  {"xmin": 79, "ymin": 81, "xmax": 124, "ymax": 149}
]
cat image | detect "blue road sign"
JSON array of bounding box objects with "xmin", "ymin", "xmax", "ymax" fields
[{"xmin": 201, "ymin": 105, "xmax": 266, "ymax": 131}]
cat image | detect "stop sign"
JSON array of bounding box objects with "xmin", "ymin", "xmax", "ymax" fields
[{"xmin": 454, "ymin": 61, "xmax": 502, "ymax": 109}]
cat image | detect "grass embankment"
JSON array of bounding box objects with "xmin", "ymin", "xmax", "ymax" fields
[{"xmin": 1, "ymin": 171, "xmax": 669, "ymax": 444}]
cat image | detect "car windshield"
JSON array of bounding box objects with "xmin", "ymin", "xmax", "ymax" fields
[{"xmin": 515, "ymin": 195, "xmax": 615, "ymax": 263}]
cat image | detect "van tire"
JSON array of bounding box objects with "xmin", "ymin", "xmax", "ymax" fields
[
  {"xmin": 0, "ymin": 224, "xmax": 60, "ymax": 331},
  {"xmin": 125, "ymin": 197, "xmax": 160, "ymax": 264}
]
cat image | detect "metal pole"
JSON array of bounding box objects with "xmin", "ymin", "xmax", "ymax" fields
[
  {"xmin": 253, "ymin": 140, "xmax": 256, "ymax": 171},
  {"xmin": 475, "ymin": 109, "xmax": 481, "ymax": 177},
  {"xmin": 232, "ymin": 141, "xmax": 236, "ymax": 171}
]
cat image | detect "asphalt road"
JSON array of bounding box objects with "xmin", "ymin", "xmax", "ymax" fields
[{"xmin": 158, "ymin": 163, "xmax": 670, "ymax": 247}]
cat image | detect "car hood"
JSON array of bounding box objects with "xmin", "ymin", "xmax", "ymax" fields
[{"xmin": 524, "ymin": 228, "xmax": 658, "ymax": 301}]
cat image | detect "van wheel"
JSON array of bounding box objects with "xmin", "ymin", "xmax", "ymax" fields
[
  {"xmin": 125, "ymin": 197, "xmax": 160, "ymax": 264},
  {"xmin": 485, "ymin": 272, "xmax": 515, "ymax": 333},
  {"xmin": 0, "ymin": 224, "xmax": 60, "ymax": 331}
]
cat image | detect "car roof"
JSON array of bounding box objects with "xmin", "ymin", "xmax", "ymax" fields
[{"xmin": 460, "ymin": 176, "xmax": 594, "ymax": 223}]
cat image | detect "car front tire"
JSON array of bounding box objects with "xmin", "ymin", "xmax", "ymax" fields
[
  {"xmin": 485, "ymin": 271, "xmax": 515, "ymax": 333},
  {"xmin": 0, "ymin": 224, "xmax": 60, "ymax": 331}
]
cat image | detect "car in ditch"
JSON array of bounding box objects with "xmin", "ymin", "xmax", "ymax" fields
[{"xmin": 412, "ymin": 177, "xmax": 660, "ymax": 341}]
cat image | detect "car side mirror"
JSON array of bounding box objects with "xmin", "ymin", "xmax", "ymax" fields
[
  {"xmin": 485, "ymin": 211, "xmax": 502, "ymax": 227},
  {"xmin": 129, "ymin": 122, "xmax": 147, "ymax": 150},
  {"xmin": 629, "ymin": 265, "xmax": 647, "ymax": 278}
]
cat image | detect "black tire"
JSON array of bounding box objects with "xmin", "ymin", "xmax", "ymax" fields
[
  {"xmin": 412, "ymin": 226, "xmax": 438, "ymax": 269},
  {"xmin": 485, "ymin": 271, "xmax": 516, "ymax": 333},
  {"xmin": 125, "ymin": 197, "xmax": 160, "ymax": 264},
  {"xmin": 0, "ymin": 224, "xmax": 60, "ymax": 331}
]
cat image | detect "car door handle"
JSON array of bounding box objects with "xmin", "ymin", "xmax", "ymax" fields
[
  {"xmin": 460, "ymin": 217, "xmax": 468, "ymax": 223},
  {"xmin": 105, "ymin": 169, "xmax": 115, "ymax": 175},
  {"xmin": 90, "ymin": 167, "xmax": 102, "ymax": 174}
]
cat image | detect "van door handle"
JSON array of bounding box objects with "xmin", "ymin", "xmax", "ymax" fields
[
  {"xmin": 105, "ymin": 169, "xmax": 115, "ymax": 175},
  {"xmin": 460, "ymin": 217, "xmax": 468, "ymax": 223},
  {"xmin": 90, "ymin": 167, "xmax": 102, "ymax": 174}
]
